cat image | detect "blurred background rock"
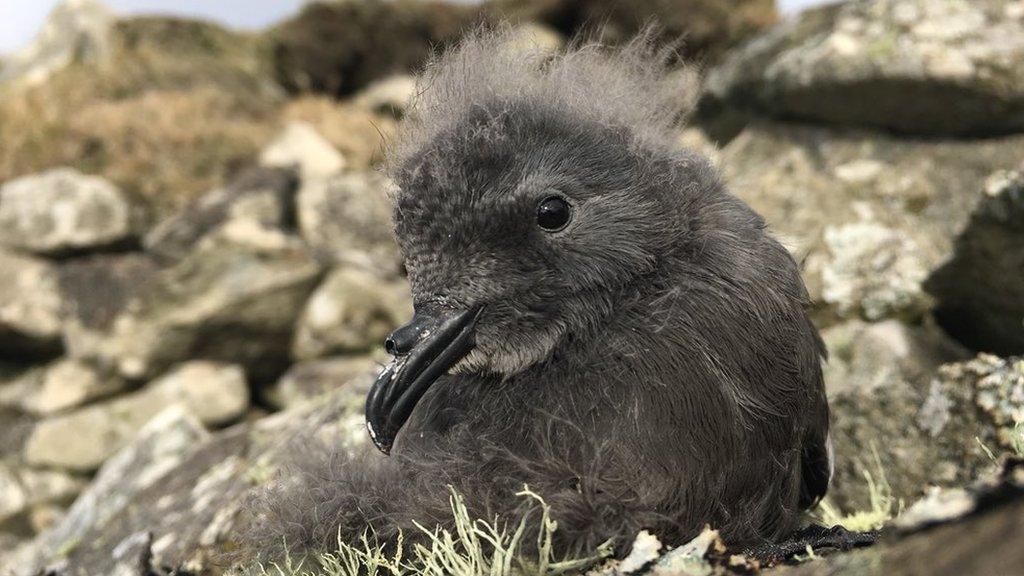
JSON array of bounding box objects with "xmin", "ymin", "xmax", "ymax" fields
[{"xmin": 0, "ymin": 0, "xmax": 1022, "ymax": 574}]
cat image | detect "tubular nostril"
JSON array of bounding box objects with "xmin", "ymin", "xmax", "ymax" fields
[{"xmin": 385, "ymin": 336, "xmax": 398, "ymax": 355}]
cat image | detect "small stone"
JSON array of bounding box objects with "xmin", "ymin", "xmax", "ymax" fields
[
  {"xmin": 0, "ymin": 168, "xmax": 135, "ymax": 255},
  {"xmin": 259, "ymin": 122, "xmax": 346, "ymax": 182},
  {"xmin": 618, "ymin": 530, "xmax": 662, "ymax": 573}
]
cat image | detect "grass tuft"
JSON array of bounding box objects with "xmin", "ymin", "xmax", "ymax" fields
[
  {"xmin": 816, "ymin": 443, "xmax": 900, "ymax": 532},
  {"xmin": 241, "ymin": 487, "xmax": 613, "ymax": 576}
]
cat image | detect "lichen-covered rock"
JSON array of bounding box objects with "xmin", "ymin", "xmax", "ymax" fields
[
  {"xmin": 24, "ymin": 361, "xmax": 249, "ymax": 471},
  {"xmin": 143, "ymin": 167, "xmax": 299, "ymax": 262},
  {"xmin": 263, "ymin": 355, "xmax": 381, "ymax": 410},
  {"xmin": 702, "ymin": 0, "xmax": 1024, "ymax": 136},
  {"xmin": 0, "ymin": 168, "xmax": 136, "ymax": 255},
  {"xmin": 0, "ymin": 0, "xmax": 114, "ymax": 89},
  {"xmin": 0, "ymin": 250, "xmax": 63, "ymax": 356},
  {"xmin": 16, "ymin": 407, "xmax": 211, "ymax": 575},
  {"xmin": 15, "ymin": 359, "xmax": 126, "ymax": 416},
  {"xmin": 84, "ymin": 233, "xmax": 322, "ymax": 380},
  {"xmin": 16, "ymin": 385, "xmax": 369, "ymax": 575},
  {"xmin": 292, "ymin": 268, "xmax": 412, "ymax": 360},
  {"xmin": 719, "ymin": 121, "xmax": 1024, "ymax": 324},
  {"xmin": 824, "ymin": 316, "xmax": 1024, "ymax": 511},
  {"xmin": 258, "ymin": 123, "xmax": 346, "ymax": 183},
  {"xmin": 297, "ymin": 171, "xmax": 401, "ymax": 274},
  {"xmin": 925, "ymin": 166, "xmax": 1024, "ymax": 355},
  {"xmin": 57, "ymin": 253, "xmax": 160, "ymax": 365}
]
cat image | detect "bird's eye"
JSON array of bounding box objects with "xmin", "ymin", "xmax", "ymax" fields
[{"xmin": 536, "ymin": 195, "xmax": 571, "ymax": 232}]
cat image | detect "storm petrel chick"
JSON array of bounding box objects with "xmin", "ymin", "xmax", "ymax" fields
[{"xmin": 254, "ymin": 28, "xmax": 832, "ymax": 562}]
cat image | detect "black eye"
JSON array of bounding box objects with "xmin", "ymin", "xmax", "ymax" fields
[{"xmin": 536, "ymin": 195, "xmax": 571, "ymax": 231}]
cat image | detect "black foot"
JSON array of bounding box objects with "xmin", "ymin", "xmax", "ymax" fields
[{"xmin": 744, "ymin": 524, "xmax": 879, "ymax": 565}]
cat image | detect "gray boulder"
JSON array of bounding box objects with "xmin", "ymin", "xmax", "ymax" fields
[
  {"xmin": 292, "ymin": 268, "xmax": 412, "ymax": 360},
  {"xmin": 57, "ymin": 253, "xmax": 160, "ymax": 365},
  {"xmin": 0, "ymin": 168, "xmax": 136, "ymax": 255},
  {"xmin": 24, "ymin": 361, "xmax": 249, "ymax": 472},
  {"xmin": 719, "ymin": 121, "xmax": 1024, "ymax": 324},
  {"xmin": 143, "ymin": 167, "xmax": 299, "ymax": 262},
  {"xmin": 0, "ymin": 0, "xmax": 115, "ymax": 89},
  {"xmin": 82, "ymin": 232, "xmax": 322, "ymax": 380},
  {"xmin": 926, "ymin": 166, "xmax": 1024, "ymax": 355},
  {"xmin": 0, "ymin": 250, "xmax": 63, "ymax": 356},
  {"xmin": 702, "ymin": 0, "xmax": 1024, "ymax": 136},
  {"xmin": 297, "ymin": 171, "xmax": 401, "ymax": 275}
]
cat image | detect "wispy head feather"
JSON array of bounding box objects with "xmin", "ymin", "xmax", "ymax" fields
[{"xmin": 387, "ymin": 25, "xmax": 696, "ymax": 174}]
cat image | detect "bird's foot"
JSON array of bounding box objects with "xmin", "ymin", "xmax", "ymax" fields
[{"xmin": 743, "ymin": 524, "xmax": 879, "ymax": 566}]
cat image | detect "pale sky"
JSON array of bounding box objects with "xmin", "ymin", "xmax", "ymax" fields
[{"xmin": 0, "ymin": 0, "xmax": 835, "ymax": 55}]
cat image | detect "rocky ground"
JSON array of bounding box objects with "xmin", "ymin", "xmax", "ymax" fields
[{"xmin": 0, "ymin": 0, "xmax": 1022, "ymax": 575}]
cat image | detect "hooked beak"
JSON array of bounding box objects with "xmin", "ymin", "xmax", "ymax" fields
[{"xmin": 365, "ymin": 302, "xmax": 483, "ymax": 455}]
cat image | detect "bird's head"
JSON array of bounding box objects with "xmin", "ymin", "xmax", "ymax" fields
[{"xmin": 366, "ymin": 28, "xmax": 714, "ymax": 453}]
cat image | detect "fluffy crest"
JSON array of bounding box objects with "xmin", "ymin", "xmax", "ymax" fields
[{"xmin": 387, "ymin": 25, "xmax": 696, "ymax": 173}]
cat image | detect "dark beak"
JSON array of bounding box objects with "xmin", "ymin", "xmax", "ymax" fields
[{"xmin": 365, "ymin": 303, "xmax": 482, "ymax": 454}]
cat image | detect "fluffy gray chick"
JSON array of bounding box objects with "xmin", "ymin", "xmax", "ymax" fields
[{"xmin": 254, "ymin": 28, "xmax": 831, "ymax": 562}]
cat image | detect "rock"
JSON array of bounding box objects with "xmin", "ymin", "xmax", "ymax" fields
[
  {"xmin": 144, "ymin": 167, "xmax": 299, "ymax": 262},
  {"xmin": 57, "ymin": 253, "xmax": 160, "ymax": 365},
  {"xmin": 16, "ymin": 359, "xmax": 126, "ymax": 416},
  {"xmin": 84, "ymin": 234, "xmax": 321, "ymax": 380},
  {"xmin": 24, "ymin": 361, "xmax": 249, "ymax": 471},
  {"xmin": 263, "ymin": 355, "xmax": 380, "ymax": 410},
  {"xmin": 297, "ymin": 171, "xmax": 400, "ymax": 273},
  {"xmin": 292, "ymin": 268, "xmax": 412, "ymax": 360},
  {"xmin": 268, "ymin": 0, "xmax": 478, "ymax": 97},
  {"xmin": 718, "ymin": 121, "xmax": 1024, "ymax": 324},
  {"xmin": 0, "ymin": 0, "xmax": 115, "ymax": 89},
  {"xmin": 19, "ymin": 386, "xmax": 368, "ymax": 575},
  {"xmin": 780, "ymin": 462, "xmax": 1024, "ymax": 576},
  {"xmin": 0, "ymin": 250, "xmax": 63, "ymax": 357},
  {"xmin": 0, "ymin": 168, "xmax": 136, "ymax": 255},
  {"xmin": 925, "ymin": 166, "xmax": 1024, "ymax": 356},
  {"xmin": 281, "ymin": 97, "xmax": 397, "ymax": 171},
  {"xmin": 258, "ymin": 122, "xmax": 346, "ymax": 183},
  {"xmin": 824, "ymin": 314, "xmax": 1024, "ymax": 512},
  {"xmin": 19, "ymin": 407, "xmax": 212, "ymax": 575},
  {"xmin": 701, "ymin": 0, "xmax": 1024, "ymax": 137},
  {"xmin": 489, "ymin": 0, "xmax": 777, "ymax": 60},
  {"xmin": 352, "ymin": 75, "xmax": 418, "ymax": 118},
  {"xmin": 0, "ymin": 463, "xmax": 85, "ymax": 532}
]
